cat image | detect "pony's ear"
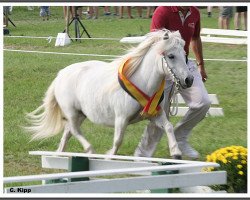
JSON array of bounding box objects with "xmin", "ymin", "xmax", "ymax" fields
[{"xmin": 163, "ymin": 32, "xmax": 169, "ymax": 40}]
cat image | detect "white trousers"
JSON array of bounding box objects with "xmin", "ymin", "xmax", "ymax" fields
[{"xmin": 134, "ymin": 60, "xmax": 211, "ymax": 157}]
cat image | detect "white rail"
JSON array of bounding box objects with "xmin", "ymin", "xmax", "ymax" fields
[
  {"xmin": 201, "ymin": 28, "xmax": 248, "ymax": 37},
  {"xmin": 5, "ymin": 172, "xmax": 226, "ymax": 193},
  {"xmin": 29, "ymin": 151, "xmax": 211, "ymax": 164},
  {"xmin": 4, "ymin": 151, "xmax": 226, "ymax": 193},
  {"xmin": 120, "ymin": 28, "xmax": 248, "ymax": 45},
  {"xmin": 3, "ymin": 162, "xmax": 218, "ymax": 184}
]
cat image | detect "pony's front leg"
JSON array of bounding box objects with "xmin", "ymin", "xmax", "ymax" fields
[
  {"xmin": 106, "ymin": 118, "xmax": 128, "ymax": 155},
  {"xmin": 152, "ymin": 112, "xmax": 182, "ymax": 159}
]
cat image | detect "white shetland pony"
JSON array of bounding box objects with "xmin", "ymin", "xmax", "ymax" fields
[{"xmin": 26, "ymin": 29, "xmax": 193, "ymax": 159}]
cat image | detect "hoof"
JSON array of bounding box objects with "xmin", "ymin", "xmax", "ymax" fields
[
  {"xmin": 172, "ymin": 155, "xmax": 182, "ymax": 160},
  {"xmin": 85, "ymin": 146, "xmax": 95, "ymax": 154}
]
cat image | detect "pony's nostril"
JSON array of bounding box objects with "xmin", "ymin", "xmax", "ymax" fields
[{"xmin": 185, "ymin": 75, "xmax": 194, "ymax": 88}]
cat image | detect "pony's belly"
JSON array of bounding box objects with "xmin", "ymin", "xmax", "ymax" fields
[
  {"xmin": 89, "ymin": 118, "xmax": 115, "ymax": 127},
  {"xmin": 82, "ymin": 106, "xmax": 116, "ymax": 127},
  {"xmin": 87, "ymin": 116, "xmax": 115, "ymax": 127}
]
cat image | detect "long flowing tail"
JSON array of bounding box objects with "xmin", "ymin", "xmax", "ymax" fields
[{"xmin": 25, "ymin": 80, "xmax": 65, "ymax": 141}]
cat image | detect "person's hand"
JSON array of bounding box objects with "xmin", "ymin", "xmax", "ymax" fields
[{"xmin": 198, "ymin": 65, "xmax": 208, "ymax": 82}]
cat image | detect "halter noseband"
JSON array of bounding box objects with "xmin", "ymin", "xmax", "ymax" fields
[{"xmin": 161, "ymin": 54, "xmax": 180, "ymax": 90}]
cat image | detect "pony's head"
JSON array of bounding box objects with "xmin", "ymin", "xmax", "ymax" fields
[
  {"xmin": 154, "ymin": 29, "xmax": 194, "ymax": 89},
  {"xmin": 117, "ymin": 29, "xmax": 193, "ymax": 89}
]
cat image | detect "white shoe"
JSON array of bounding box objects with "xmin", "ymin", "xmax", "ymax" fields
[{"xmin": 177, "ymin": 141, "xmax": 200, "ymax": 159}]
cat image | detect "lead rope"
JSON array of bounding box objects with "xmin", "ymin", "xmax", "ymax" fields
[{"xmin": 170, "ymin": 83, "xmax": 179, "ymax": 116}]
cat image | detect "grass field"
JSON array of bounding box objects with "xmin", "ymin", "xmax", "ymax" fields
[{"xmin": 3, "ymin": 6, "xmax": 247, "ymax": 183}]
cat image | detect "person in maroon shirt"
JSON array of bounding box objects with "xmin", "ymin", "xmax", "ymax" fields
[{"xmin": 134, "ymin": 6, "xmax": 211, "ymax": 159}]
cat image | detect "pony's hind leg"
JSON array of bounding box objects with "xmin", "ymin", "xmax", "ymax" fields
[
  {"xmin": 67, "ymin": 111, "xmax": 95, "ymax": 153},
  {"xmin": 106, "ymin": 118, "xmax": 128, "ymax": 155},
  {"xmin": 57, "ymin": 123, "xmax": 71, "ymax": 152}
]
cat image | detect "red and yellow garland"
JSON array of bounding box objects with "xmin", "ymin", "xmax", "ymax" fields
[{"xmin": 118, "ymin": 58, "xmax": 165, "ymax": 117}]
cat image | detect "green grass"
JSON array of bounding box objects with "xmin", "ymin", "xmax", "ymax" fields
[{"xmin": 4, "ymin": 6, "xmax": 247, "ymax": 182}]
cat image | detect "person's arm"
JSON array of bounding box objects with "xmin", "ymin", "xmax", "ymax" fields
[
  {"xmin": 190, "ymin": 37, "xmax": 207, "ymax": 82},
  {"xmin": 191, "ymin": 8, "xmax": 207, "ymax": 82}
]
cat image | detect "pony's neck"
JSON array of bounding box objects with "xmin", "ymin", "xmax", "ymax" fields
[{"xmin": 130, "ymin": 48, "xmax": 165, "ymax": 97}]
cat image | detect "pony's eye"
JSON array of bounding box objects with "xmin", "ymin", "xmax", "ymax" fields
[{"xmin": 168, "ymin": 54, "xmax": 175, "ymax": 59}]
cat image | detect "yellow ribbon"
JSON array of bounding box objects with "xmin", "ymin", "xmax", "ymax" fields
[{"xmin": 118, "ymin": 58, "xmax": 165, "ymax": 117}]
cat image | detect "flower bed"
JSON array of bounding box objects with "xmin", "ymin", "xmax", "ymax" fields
[{"xmin": 205, "ymin": 145, "xmax": 247, "ymax": 193}]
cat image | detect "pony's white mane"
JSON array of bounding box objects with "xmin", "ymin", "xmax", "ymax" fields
[
  {"xmin": 104, "ymin": 29, "xmax": 185, "ymax": 94},
  {"xmin": 116, "ymin": 29, "xmax": 185, "ymax": 78}
]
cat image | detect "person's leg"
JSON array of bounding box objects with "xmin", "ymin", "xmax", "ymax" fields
[
  {"xmin": 87, "ymin": 7, "xmax": 93, "ymax": 19},
  {"xmin": 134, "ymin": 80, "xmax": 174, "ymax": 157},
  {"xmin": 225, "ymin": 17, "xmax": 230, "ymax": 29},
  {"xmin": 134, "ymin": 122, "xmax": 164, "ymax": 157},
  {"xmin": 46, "ymin": 7, "xmax": 50, "ymax": 20},
  {"xmin": 63, "ymin": 6, "xmax": 67, "ymax": 21},
  {"xmin": 146, "ymin": 6, "xmax": 152, "ymax": 18},
  {"xmin": 218, "ymin": 16, "xmax": 223, "ymax": 29},
  {"xmin": 137, "ymin": 6, "xmax": 142, "ymax": 18},
  {"xmin": 174, "ymin": 60, "xmax": 211, "ymax": 158},
  {"xmin": 234, "ymin": 12, "xmax": 240, "ymax": 30},
  {"xmin": 221, "ymin": 17, "xmax": 227, "ymax": 29},
  {"xmin": 243, "ymin": 11, "xmax": 247, "ymax": 30},
  {"xmin": 104, "ymin": 6, "xmax": 111, "ymax": 15},
  {"xmin": 226, "ymin": 7, "xmax": 233, "ymax": 29},
  {"xmin": 71, "ymin": 6, "xmax": 76, "ymax": 19},
  {"xmin": 207, "ymin": 6, "xmax": 212, "ymax": 17},
  {"xmin": 40, "ymin": 7, "xmax": 46, "ymax": 21},
  {"xmin": 134, "ymin": 61, "xmax": 210, "ymax": 159},
  {"xmin": 113, "ymin": 6, "xmax": 119, "ymax": 16},
  {"xmin": 127, "ymin": 6, "xmax": 133, "ymax": 18},
  {"xmin": 77, "ymin": 7, "xmax": 83, "ymax": 19},
  {"xmin": 119, "ymin": 6, "xmax": 124, "ymax": 18},
  {"xmin": 3, "ymin": 7, "xmax": 10, "ymax": 27},
  {"xmin": 94, "ymin": 6, "xmax": 99, "ymax": 19}
]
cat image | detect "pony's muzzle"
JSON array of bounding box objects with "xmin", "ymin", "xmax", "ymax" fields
[{"xmin": 184, "ymin": 75, "xmax": 194, "ymax": 88}]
